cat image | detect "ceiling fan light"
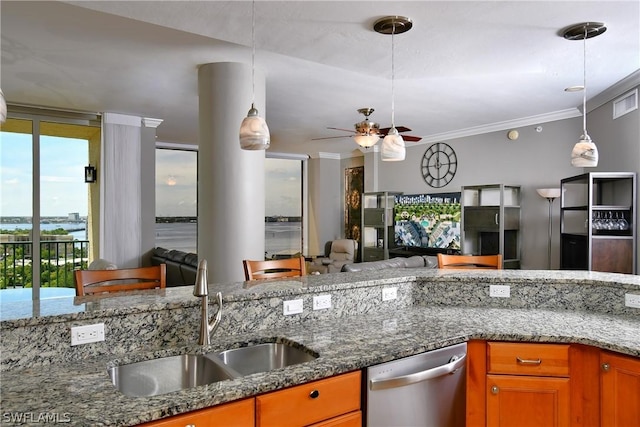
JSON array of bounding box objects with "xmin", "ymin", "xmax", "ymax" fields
[
  {"xmin": 353, "ymin": 133, "xmax": 380, "ymax": 148},
  {"xmin": 571, "ymin": 135, "xmax": 598, "ymax": 167},
  {"xmin": 381, "ymin": 128, "xmax": 405, "ymax": 161},
  {"xmin": 239, "ymin": 106, "xmax": 270, "ymax": 150}
]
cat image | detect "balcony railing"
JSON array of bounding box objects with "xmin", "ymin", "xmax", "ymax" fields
[{"xmin": 0, "ymin": 240, "xmax": 89, "ymax": 289}]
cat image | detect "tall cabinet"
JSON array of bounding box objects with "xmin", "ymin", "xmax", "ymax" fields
[
  {"xmin": 361, "ymin": 192, "xmax": 401, "ymax": 262},
  {"xmin": 560, "ymin": 172, "xmax": 637, "ymax": 274},
  {"xmin": 461, "ymin": 184, "xmax": 521, "ymax": 269}
]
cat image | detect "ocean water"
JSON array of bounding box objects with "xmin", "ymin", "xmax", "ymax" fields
[
  {"xmin": 156, "ymin": 222, "xmax": 302, "ymax": 258},
  {"xmin": 2, "ymin": 222, "xmax": 302, "ymax": 259}
]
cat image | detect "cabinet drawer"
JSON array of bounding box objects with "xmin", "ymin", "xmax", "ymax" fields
[
  {"xmin": 308, "ymin": 411, "xmax": 362, "ymax": 427},
  {"xmin": 256, "ymin": 371, "xmax": 361, "ymax": 427},
  {"xmin": 487, "ymin": 342, "xmax": 569, "ymax": 377}
]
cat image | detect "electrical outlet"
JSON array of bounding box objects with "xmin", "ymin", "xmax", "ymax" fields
[
  {"xmin": 382, "ymin": 287, "xmax": 397, "ymax": 301},
  {"xmin": 71, "ymin": 323, "xmax": 105, "ymax": 346},
  {"xmin": 489, "ymin": 285, "xmax": 511, "ymax": 298},
  {"xmin": 625, "ymin": 293, "xmax": 640, "ymax": 308},
  {"xmin": 283, "ymin": 299, "xmax": 304, "ymax": 315},
  {"xmin": 313, "ymin": 294, "xmax": 332, "ymax": 310}
]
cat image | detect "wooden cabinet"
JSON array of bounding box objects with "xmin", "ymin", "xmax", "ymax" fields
[
  {"xmin": 139, "ymin": 371, "xmax": 360, "ymax": 427},
  {"xmin": 461, "ymin": 185, "xmax": 521, "ymax": 268},
  {"xmin": 560, "ymin": 172, "xmax": 637, "ymax": 274},
  {"xmin": 468, "ymin": 341, "xmax": 640, "ymax": 427},
  {"xmin": 138, "ymin": 398, "xmax": 254, "ymax": 427},
  {"xmin": 256, "ymin": 371, "xmax": 361, "ymax": 427},
  {"xmin": 600, "ymin": 350, "xmax": 640, "ymax": 426},
  {"xmin": 486, "ymin": 342, "xmax": 571, "ymax": 427}
]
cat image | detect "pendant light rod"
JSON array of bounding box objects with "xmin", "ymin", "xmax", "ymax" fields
[
  {"xmin": 390, "ymin": 22, "xmax": 396, "ymax": 127},
  {"xmin": 581, "ymin": 25, "xmax": 588, "ymax": 138},
  {"xmin": 250, "ymin": 0, "xmax": 256, "ymax": 107}
]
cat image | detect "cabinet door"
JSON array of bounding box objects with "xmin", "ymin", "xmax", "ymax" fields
[
  {"xmin": 591, "ymin": 238, "xmax": 633, "ymax": 274},
  {"xmin": 256, "ymin": 371, "xmax": 361, "ymax": 427},
  {"xmin": 138, "ymin": 398, "xmax": 254, "ymax": 427},
  {"xmin": 601, "ymin": 351, "xmax": 640, "ymax": 427},
  {"xmin": 487, "ymin": 375, "xmax": 570, "ymax": 427}
]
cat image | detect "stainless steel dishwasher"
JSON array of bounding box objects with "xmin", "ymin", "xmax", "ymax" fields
[{"xmin": 366, "ymin": 342, "xmax": 467, "ymax": 427}]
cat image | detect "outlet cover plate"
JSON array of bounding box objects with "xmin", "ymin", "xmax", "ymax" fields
[
  {"xmin": 71, "ymin": 323, "xmax": 105, "ymax": 346},
  {"xmin": 625, "ymin": 293, "xmax": 640, "ymax": 308},
  {"xmin": 313, "ymin": 294, "xmax": 332, "ymax": 310},
  {"xmin": 489, "ymin": 285, "xmax": 511, "ymax": 298},
  {"xmin": 382, "ymin": 287, "xmax": 398, "ymax": 301}
]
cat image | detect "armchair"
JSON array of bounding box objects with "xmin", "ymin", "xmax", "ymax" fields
[{"xmin": 310, "ymin": 239, "xmax": 358, "ymax": 274}]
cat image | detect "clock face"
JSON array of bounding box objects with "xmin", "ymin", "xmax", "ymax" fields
[{"xmin": 421, "ymin": 142, "xmax": 458, "ymax": 188}]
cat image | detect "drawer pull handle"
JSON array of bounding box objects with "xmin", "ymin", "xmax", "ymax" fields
[
  {"xmin": 516, "ymin": 357, "xmax": 542, "ymax": 365},
  {"xmin": 602, "ymin": 363, "xmax": 610, "ymax": 372},
  {"xmin": 309, "ymin": 389, "xmax": 320, "ymax": 399},
  {"xmin": 491, "ymin": 385, "xmax": 499, "ymax": 394}
]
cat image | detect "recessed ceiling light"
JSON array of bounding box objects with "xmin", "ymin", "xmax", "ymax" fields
[{"xmin": 565, "ymin": 85, "xmax": 584, "ymax": 92}]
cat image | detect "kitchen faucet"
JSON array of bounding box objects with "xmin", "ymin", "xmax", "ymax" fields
[{"xmin": 193, "ymin": 259, "xmax": 222, "ymax": 346}]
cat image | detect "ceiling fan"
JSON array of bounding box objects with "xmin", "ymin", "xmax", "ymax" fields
[{"xmin": 313, "ymin": 108, "xmax": 422, "ymax": 144}]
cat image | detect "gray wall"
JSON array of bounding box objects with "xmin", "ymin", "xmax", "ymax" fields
[
  {"xmin": 588, "ymin": 84, "xmax": 640, "ymax": 270},
  {"xmin": 376, "ymin": 118, "xmax": 581, "ymax": 269},
  {"xmin": 307, "ymin": 155, "xmax": 342, "ymax": 256}
]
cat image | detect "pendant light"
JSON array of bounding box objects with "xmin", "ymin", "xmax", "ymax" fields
[
  {"xmin": 563, "ymin": 22, "xmax": 606, "ymax": 167},
  {"xmin": 375, "ymin": 16, "xmax": 412, "ymax": 162},
  {"xmin": 0, "ymin": 89, "xmax": 6, "ymax": 124},
  {"xmin": 239, "ymin": 0, "xmax": 270, "ymax": 150}
]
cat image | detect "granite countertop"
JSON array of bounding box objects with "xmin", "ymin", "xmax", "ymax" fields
[
  {"xmin": 1, "ymin": 270, "xmax": 639, "ymax": 426},
  {"xmin": 1, "ymin": 302, "xmax": 639, "ymax": 426}
]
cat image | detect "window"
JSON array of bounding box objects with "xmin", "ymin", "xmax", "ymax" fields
[
  {"xmin": 0, "ymin": 113, "xmax": 100, "ymax": 301},
  {"xmin": 265, "ymin": 158, "xmax": 303, "ymax": 259},
  {"xmin": 155, "ymin": 146, "xmax": 197, "ymax": 253}
]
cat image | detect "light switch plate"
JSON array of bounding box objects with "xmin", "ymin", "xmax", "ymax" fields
[{"xmin": 283, "ymin": 299, "xmax": 304, "ymax": 315}]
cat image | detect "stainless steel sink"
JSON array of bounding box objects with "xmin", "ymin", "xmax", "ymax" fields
[
  {"xmin": 109, "ymin": 342, "xmax": 318, "ymax": 396},
  {"xmin": 108, "ymin": 354, "xmax": 234, "ymax": 397},
  {"xmin": 212, "ymin": 342, "xmax": 318, "ymax": 376}
]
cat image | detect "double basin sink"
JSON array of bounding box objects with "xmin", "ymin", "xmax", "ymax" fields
[{"xmin": 109, "ymin": 342, "xmax": 318, "ymax": 397}]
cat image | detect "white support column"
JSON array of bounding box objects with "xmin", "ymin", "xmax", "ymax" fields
[
  {"xmin": 101, "ymin": 113, "xmax": 142, "ymax": 268},
  {"xmin": 198, "ymin": 62, "xmax": 266, "ymax": 283}
]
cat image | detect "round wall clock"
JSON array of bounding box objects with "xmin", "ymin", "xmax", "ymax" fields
[{"xmin": 420, "ymin": 142, "xmax": 458, "ymax": 188}]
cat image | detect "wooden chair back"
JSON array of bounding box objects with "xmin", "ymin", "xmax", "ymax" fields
[
  {"xmin": 243, "ymin": 256, "xmax": 306, "ymax": 281},
  {"xmin": 437, "ymin": 254, "xmax": 503, "ymax": 270},
  {"xmin": 75, "ymin": 264, "xmax": 166, "ymax": 296}
]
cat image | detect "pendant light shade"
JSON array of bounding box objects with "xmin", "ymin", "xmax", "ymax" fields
[
  {"xmin": 239, "ymin": 0, "xmax": 270, "ymax": 151},
  {"xmin": 240, "ymin": 104, "xmax": 270, "ymax": 150},
  {"xmin": 381, "ymin": 127, "xmax": 405, "ymax": 161},
  {"xmin": 0, "ymin": 89, "xmax": 6, "ymax": 124},
  {"xmin": 563, "ymin": 22, "xmax": 606, "ymax": 168},
  {"xmin": 375, "ymin": 16, "xmax": 412, "ymax": 162}
]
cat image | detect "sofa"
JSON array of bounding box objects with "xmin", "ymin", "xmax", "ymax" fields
[
  {"xmin": 309, "ymin": 239, "xmax": 359, "ymax": 274},
  {"xmin": 150, "ymin": 247, "xmax": 198, "ymax": 287},
  {"xmin": 340, "ymin": 255, "xmax": 438, "ymax": 272}
]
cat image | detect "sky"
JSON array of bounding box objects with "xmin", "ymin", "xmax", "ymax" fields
[
  {"xmin": 1, "ymin": 130, "xmax": 301, "ymax": 219},
  {"xmin": 1, "ymin": 131, "xmax": 89, "ymax": 217}
]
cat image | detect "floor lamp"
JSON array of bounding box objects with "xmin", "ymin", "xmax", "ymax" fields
[{"xmin": 537, "ymin": 188, "xmax": 561, "ymax": 269}]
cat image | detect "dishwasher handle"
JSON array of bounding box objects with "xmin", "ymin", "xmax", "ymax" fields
[{"xmin": 369, "ymin": 353, "xmax": 466, "ymax": 391}]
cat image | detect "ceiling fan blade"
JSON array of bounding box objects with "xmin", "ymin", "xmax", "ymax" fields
[
  {"xmin": 402, "ymin": 135, "xmax": 422, "ymax": 142},
  {"xmin": 311, "ymin": 135, "xmax": 353, "ymax": 141},
  {"xmin": 379, "ymin": 126, "xmax": 413, "ymax": 134},
  {"xmin": 327, "ymin": 127, "xmax": 357, "ymax": 133}
]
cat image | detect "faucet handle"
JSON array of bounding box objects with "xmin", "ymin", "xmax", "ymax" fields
[
  {"xmin": 193, "ymin": 259, "xmax": 208, "ymax": 297},
  {"xmin": 209, "ymin": 291, "xmax": 223, "ymax": 336}
]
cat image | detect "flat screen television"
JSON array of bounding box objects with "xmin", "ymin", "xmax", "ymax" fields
[{"xmin": 393, "ymin": 192, "xmax": 461, "ymax": 253}]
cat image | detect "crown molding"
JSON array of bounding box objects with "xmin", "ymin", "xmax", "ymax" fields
[
  {"xmin": 415, "ymin": 108, "xmax": 581, "ymax": 145},
  {"xmin": 142, "ymin": 117, "xmax": 163, "ymax": 128},
  {"xmin": 587, "ymin": 69, "xmax": 640, "ymax": 113}
]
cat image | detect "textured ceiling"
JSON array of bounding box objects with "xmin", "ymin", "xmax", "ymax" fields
[{"xmin": 2, "ymin": 1, "xmax": 639, "ymax": 157}]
